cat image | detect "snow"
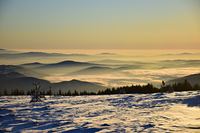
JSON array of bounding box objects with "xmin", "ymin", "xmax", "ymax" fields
[{"xmin": 0, "ymin": 91, "xmax": 200, "ymax": 132}]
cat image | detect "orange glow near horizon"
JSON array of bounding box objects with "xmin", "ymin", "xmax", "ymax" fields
[{"xmin": 0, "ymin": 0, "xmax": 199, "ymax": 49}]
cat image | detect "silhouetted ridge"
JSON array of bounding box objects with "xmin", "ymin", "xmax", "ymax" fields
[
  {"xmin": 45, "ymin": 60, "xmax": 97, "ymax": 67},
  {"xmin": 0, "ymin": 65, "xmax": 43, "ymax": 77},
  {"xmin": 18, "ymin": 52, "xmax": 65, "ymax": 57},
  {"xmin": 0, "ymin": 72, "xmax": 25, "ymax": 79},
  {"xmin": 70, "ymin": 66, "xmax": 114, "ymax": 75},
  {"xmin": 21, "ymin": 62, "xmax": 43, "ymax": 65},
  {"xmin": 55, "ymin": 60, "xmax": 87, "ymax": 65}
]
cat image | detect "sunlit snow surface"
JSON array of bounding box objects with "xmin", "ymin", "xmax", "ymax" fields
[{"xmin": 0, "ymin": 91, "xmax": 200, "ymax": 132}]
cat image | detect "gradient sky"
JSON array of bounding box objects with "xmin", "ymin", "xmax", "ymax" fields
[{"xmin": 0, "ymin": 0, "xmax": 199, "ymax": 49}]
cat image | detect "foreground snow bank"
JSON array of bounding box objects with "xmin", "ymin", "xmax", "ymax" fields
[{"xmin": 0, "ymin": 91, "xmax": 200, "ymax": 132}]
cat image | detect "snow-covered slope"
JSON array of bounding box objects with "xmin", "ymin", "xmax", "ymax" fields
[
  {"xmin": 168, "ymin": 73, "xmax": 200, "ymax": 86},
  {"xmin": 0, "ymin": 91, "xmax": 199, "ymax": 132}
]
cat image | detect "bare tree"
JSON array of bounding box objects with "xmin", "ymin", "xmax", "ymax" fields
[{"xmin": 30, "ymin": 82, "xmax": 42, "ymax": 102}]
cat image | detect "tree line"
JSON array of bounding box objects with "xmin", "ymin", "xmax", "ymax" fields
[{"xmin": 0, "ymin": 80, "xmax": 200, "ymax": 96}]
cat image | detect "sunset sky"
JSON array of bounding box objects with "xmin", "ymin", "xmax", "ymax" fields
[{"xmin": 0, "ymin": 0, "xmax": 199, "ymax": 49}]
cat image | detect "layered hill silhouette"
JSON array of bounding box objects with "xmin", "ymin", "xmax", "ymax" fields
[
  {"xmin": 0, "ymin": 49, "xmax": 90, "ymax": 59},
  {"xmin": 70, "ymin": 66, "xmax": 115, "ymax": 75},
  {"xmin": 0, "ymin": 71, "xmax": 106, "ymax": 94},
  {"xmin": 0, "ymin": 64, "xmax": 106, "ymax": 94},
  {"xmin": 37, "ymin": 60, "xmax": 98, "ymax": 69},
  {"xmin": 20, "ymin": 60, "xmax": 103, "ymax": 75},
  {"xmin": 20, "ymin": 62, "xmax": 44, "ymax": 68},
  {"xmin": 0, "ymin": 65, "xmax": 44, "ymax": 77}
]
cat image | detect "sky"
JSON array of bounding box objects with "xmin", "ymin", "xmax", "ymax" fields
[{"xmin": 0, "ymin": 0, "xmax": 199, "ymax": 49}]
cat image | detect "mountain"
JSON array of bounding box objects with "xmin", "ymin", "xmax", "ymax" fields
[
  {"xmin": 0, "ymin": 52, "xmax": 67, "ymax": 59},
  {"xmin": 0, "ymin": 65, "xmax": 43, "ymax": 77},
  {"xmin": 20, "ymin": 62, "xmax": 44, "ymax": 68},
  {"xmin": 19, "ymin": 60, "xmax": 99, "ymax": 75},
  {"xmin": 167, "ymin": 73, "xmax": 200, "ymax": 86},
  {"xmin": 37, "ymin": 61, "xmax": 99, "ymax": 74},
  {"xmin": 18, "ymin": 52, "xmax": 65, "ymax": 57},
  {"xmin": 0, "ymin": 72, "xmax": 106, "ymax": 94},
  {"xmin": 70, "ymin": 66, "xmax": 115, "ymax": 75},
  {"xmin": 0, "ymin": 49, "xmax": 91, "ymax": 59},
  {"xmin": 20, "ymin": 60, "xmax": 96, "ymax": 69},
  {"xmin": 0, "ymin": 76, "xmax": 51, "ymax": 93},
  {"xmin": 52, "ymin": 79, "xmax": 105, "ymax": 92},
  {"xmin": 0, "ymin": 72, "xmax": 25, "ymax": 79},
  {"xmin": 44, "ymin": 60, "xmax": 97, "ymax": 67}
]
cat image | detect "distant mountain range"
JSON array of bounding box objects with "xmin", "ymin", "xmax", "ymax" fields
[
  {"xmin": 0, "ymin": 49, "xmax": 91, "ymax": 59},
  {"xmin": 21, "ymin": 60, "xmax": 126, "ymax": 76},
  {"xmin": 0, "ymin": 65, "xmax": 44, "ymax": 77},
  {"xmin": 69, "ymin": 66, "xmax": 120, "ymax": 75},
  {"xmin": 19, "ymin": 60, "xmax": 139, "ymax": 76},
  {"xmin": 20, "ymin": 60, "xmax": 98, "ymax": 68},
  {"xmin": 0, "ymin": 52, "xmax": 67, "ymax": 59},
  {"xmin": 19, "ymin": 60, "xmax": 103, "ymax": 75},
  {"xmin": 20, "ymin": 62, "xmax": 44, "ymax": 68},
  {"xmin": 1, "ymin": 48, "xmax": 200, "ymax": 91},
  {"xmin": 0, "ymin": 71, "xmax": 106, "ymax": 94},
  {"xmin": 0, "ymin": 61, "xmax": 106, "ymax": 93},
  {"xmin": 1, "ymin": 62, "xmax": 200, "ymax": 94},
  {"xmin": 37, "ymin": 60, "xmax": 98, "ymax": 69}
]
